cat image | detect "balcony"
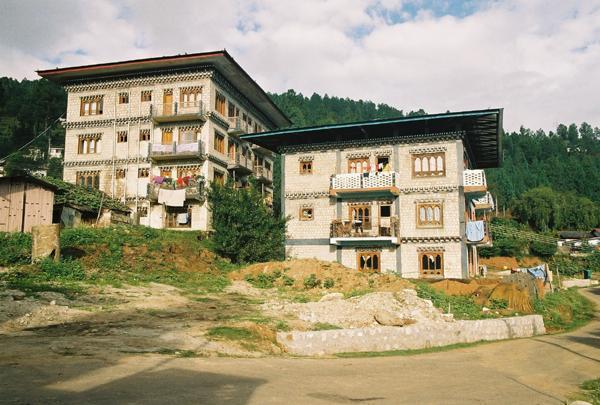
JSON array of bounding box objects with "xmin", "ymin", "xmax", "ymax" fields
[
  {"xmin": 227, "ymin": 153, "xmax": 254, "ymax": 174},
  {"xmin": 472, "ymin": 191, "xmax": 495, "ymax": 211},
  {"xmin": 227, "ymin": 116, "xmax": 250, "ymax": 135},
  {"xmin": 466, "ymin": 220, "xmax": 492, "ymax": 246},
  {"xmin": 330, "ymin": 217, "xmax": 400, "ymax": 246},
  {"xmin": 149, "ymin": 141, "xmax": 204, "ymax": 162},
  {"xmin": 150, "ymin": 101, "xmax": 206, "ymax": 123},
  {"xmin": 254, "ymin": 165, "xmax": 273, "ymax": 184},
  {"xmin": 330, "ymin": 172, "xmax": 400, "ymax": 198},
  {"xmin": 147, "ymin": 182, "xmax": 205, "ymax": 202},
  {"xmin": 463, "ymin": 169, "xmax": 487, "ymax": 194}
]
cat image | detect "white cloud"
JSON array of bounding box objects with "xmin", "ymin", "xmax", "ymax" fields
[{"xmin": 0, "ymin": 0, "xmax": 598, "ymax": 131}]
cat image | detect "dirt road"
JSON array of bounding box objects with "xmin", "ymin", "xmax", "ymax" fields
[{"xmin": 1, "ymin": 288, "xmax": 598, "ymax": 404}]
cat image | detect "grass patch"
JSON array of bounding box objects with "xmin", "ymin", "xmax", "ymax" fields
[
  {"xmin": 415, "ymin": 282, "xmax": 489, "ymax": 320},
  {"xmin": 313, "ymin": 322, "xmax": 343, "ymax": 331},
  {"xmin": 335, "ymin": 341, "xmax": 492, "ymax": 358},
  {"xmin": 206, "ymin": 326, "xmax": 258, "ymax": 341},
  {"xmin": 344, "ymin": 289, "xmax": 372, "ymax": 299},
  {"xmin": 533, "ymin": 288, "xmax": 595, "ymax": 332},
  {"xmin": 1, "ymin": 269, "xmax": 84, "ymax": 298},
  {"xmin": 275, "ymin": 320, "xmax": 290, "ymax": 332},
  {"xmin": 579, "ymin": 378, "xmax": 600, "ymax": 405},
  {"xmin": 156, "ymin": 348, "xmax": 203, "ymax": 358}
]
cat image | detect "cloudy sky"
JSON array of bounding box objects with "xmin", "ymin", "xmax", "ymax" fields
[{"xmin": 1, "ymin": 0, "xmax": 599, "ymax": 131}]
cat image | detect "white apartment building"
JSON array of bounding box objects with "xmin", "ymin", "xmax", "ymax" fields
[
  {"xmin": 38, "ymin": 51, "xmax": 291, "ymax": 230},
  {"xmin": 243, "ymin": 110, "xmax": 502, "ymax": 278}
]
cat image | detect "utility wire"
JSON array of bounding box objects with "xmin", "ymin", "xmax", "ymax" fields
[{"xmin": 0, "ymin": 114, "xmax": 65, "ymax": 162}]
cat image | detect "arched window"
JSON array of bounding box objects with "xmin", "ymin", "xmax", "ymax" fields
[
  {"xmin": 422, "ymin": 157, "xmax": 429, "ymax": 172},
  {"xmin": 420, "ymin": 252, "xmax": 443, "ymax": 277},
  {"xmin": 437, "ymin": 156, "xmax": 444, "ymax": 172},
  {"xmin": 419, "ymin": 207, "xmax": 426, "ymax": 222},
  {"xmin": 430, "ymin": 156, "xmax": 437, "ymax": 172},
  {"xmin": 416, "ymin": 202, "xmax": 443, "ymax": 227},
  {"xmin": 433, "ymin": 206, "xmax": 441, "ymax": 222},
  {"xmin": 426, "ymin": 207, "xmax": 433, "ymax": 221},
  {"xmin": 414, "ymin": 157, "xmax": 421, "ymax": 173}
]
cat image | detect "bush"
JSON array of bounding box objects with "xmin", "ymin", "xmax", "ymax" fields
[
  {"xmin": 208, "ymin": 181, "xmax": 287, "ymax": 263},
  {"xmin": 415, "ymin": 283, "xmax": 486, "ymax": 320},
  {"xmin": 245, "ymin": 273, "xmax": 278, "ymax": 289},
  {"xmin": 533, "ymin": 288, "xmax": 594, "ymax": 332},
  {"xmin": 282, "ymin": 274, "xmax": 295, "ymax": 286},
  {"xmin": 303, "ymin": 274, "xmax": 321, "ymax": 289},
  {"xmin": 0, "ymin": 232, "xmax": 32, "ymax": 266},
  {"xmin": 529, "ymin": 241, "xmax": 557, "ymax": 258},
  {"xmin": 323, "ymin": 278, "xmax": 335, "ymax": 289}
]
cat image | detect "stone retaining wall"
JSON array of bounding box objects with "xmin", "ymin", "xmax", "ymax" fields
[{"xmin": 277, "ymin": 315, "xmax": 545, "ymax": 356}]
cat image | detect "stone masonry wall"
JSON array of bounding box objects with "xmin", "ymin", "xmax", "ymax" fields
[{"xmin": 278, "ymin": 315, "xmax": 546, "ymax": 356}]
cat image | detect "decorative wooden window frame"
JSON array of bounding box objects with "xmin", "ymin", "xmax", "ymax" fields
[
  {"xmin": 349, "ymin": 204, "xmax": 372, "ymax": 230},
  {"xmin": 115, "ymin": 169, "xmax": 126, "ymax": 179},
  {"xmin": 419, "ymin": 251, "xmax": 444, "ymax": 277},
  {"xmin": 160, "ymin": 168, "xmax": 172, "ymax": 178},
  {"xmin": 213, "ymin": 131, "xmax": 225, "ymax": 154},
  {"xmin": 299, "ymin": 161, "xmax": 313, "ymax": 175},
  {"xmin": 118, "ymin": 92, "xmax": 129, "ymax": 104},
  {"xmin": 348, "ymin": 157, "xmax": 370, "ymax": 173},
  {"xmin": 299, "ymin": 206, "xmax": 314, "ymax": 221},
  {"xmin": 412, "ymin": 152, "xmax": 446, "ymax": 177},
  {"xmin": 215, "ymin": 91, "xmax": 227, "ymax": 116},
  {"xmin": 139, "ymin": 129, "xmax": 151, "ymax": 142},
  {"xmin": 141, "ymin": 90, "xmax": 152, "ymax": 102},
  {"xmin": 76, "ymin": 171, "xmax": 100, "ymax": 189},
  {"xmin": 138, "ymin": 168, "xmax": 149, "ymax": 178},
  {"xmin": 116, "ymin": 131, "xmax": 128, "ymax": 143},
  {"xmin": 357, "ymin": 251, "xmax": 381, "ymax": 272},
  {"xmin": 213, "ymin": 169, "xmax": 225, "ymax": 186},
  {"xmin": 161, "ymin": 128, "xmax": 173, "ymax": 145},
  {"xmin": 416, "ymin": 202, "xmax": 443, "ymax": 228},
  {"xmin": 180, "ymin": 87, "xmax": 201, "ymax": 105},
  {"xmin": 80, "ymin": 96, "xmax": 103, "ymax": 116},
  {"xmin": 77, "ymin": 134, "xmax": 101, "ymax": 154},
  {"xmin": 138, "ymin": 206, "xmax": 148, "ymax": 217}
]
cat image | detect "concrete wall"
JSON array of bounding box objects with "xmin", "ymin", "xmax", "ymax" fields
[{"xmin": 278, "ymin": 315, "xmax": 546, "ymax": 356}]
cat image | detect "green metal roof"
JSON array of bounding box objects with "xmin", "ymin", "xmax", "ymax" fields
[{"xmin": 241, "ymin": 108, "xmax": 503, "ymax": 169}]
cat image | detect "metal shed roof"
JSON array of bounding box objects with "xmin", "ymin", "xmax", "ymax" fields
[{"xmin": 241, "ymin": 108, "xmax": 503, "ymax": 169}]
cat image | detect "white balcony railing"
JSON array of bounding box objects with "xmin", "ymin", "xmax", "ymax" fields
[
  {"xmin": 472, "ymin": 191, "xmax": 495, "ymax": 210},
  {"xmin": 227, "ymin": 116, "xmax": 250, "ymax": 134},
  {"xmin": 330, "ymin": 172, "xmax": 398, "ymax": 190},
  {"xmin": 150, "ymin": 101, "xmax": 205, "ymax": 120},
  {"xmin": 463, "ymin": 169, "xmax": 487, "ymax": 189},
  {"xmin": 149, "ymin": 140, "xmax": 203, "ymax": 159}
]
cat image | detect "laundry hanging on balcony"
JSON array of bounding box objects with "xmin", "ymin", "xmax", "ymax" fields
[
  {"xmin": 158, "ymin": 188, "xmax": 186, "ymax": 207},
  {"xmin": 466, "ymin": 220, "xmax": 485, "ymax": 242}
]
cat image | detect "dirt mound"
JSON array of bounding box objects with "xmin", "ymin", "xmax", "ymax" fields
[
  {"xmin": 431, "ymin": 280, "xmax": 480, "ymax": 296},
  {"xmin": 489, "ymin": 283, "xmax": 533, "ymax": 313},
  {"xmin": 262, "ymin": 290, "xmax": 449, "ymax": 329},
  {"xmin": 231, "ymin": 259, "xmax": 412, "ymax": 293},
  {"xmin": 480, "ymin": 256, "xmax": 519, "ymax": 270}
]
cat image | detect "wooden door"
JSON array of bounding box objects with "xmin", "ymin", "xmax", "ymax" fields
[
  {"xmin": 163, "ymin": 91, "xmax": 173, "ymax": 115},
  {"xmin": 161, "ymin": 130, "xmax": 173, "ymax": 145}
]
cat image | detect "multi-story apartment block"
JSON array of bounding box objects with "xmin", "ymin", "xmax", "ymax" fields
[
  {"xmin": 243, "ymin": 109, "xmax": 502, "ymax": 278},
  {"xmin": 38, "ymin": 51, "xmax": 291, "ymax": 230}
]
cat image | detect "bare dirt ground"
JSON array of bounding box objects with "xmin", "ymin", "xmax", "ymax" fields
[{"xmin": 0, "ymin": 288, "xmax": 598, "ymax": 404}]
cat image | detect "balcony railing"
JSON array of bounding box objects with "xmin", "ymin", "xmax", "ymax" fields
[
  {"xmin": 463, "ymin": 169, "xmax": 487, "ymax": 193},
  {"xmin": 472, "ymin": 191, "xmax": 495, "ymax": 211},
  {"xmin": 254, "ymin": 165, "xmax": 273, "ymax": 183},
  {"xmin": 466, "ymin": 220, "xmax": 491, "ymax": 245},
  {"xmin": 227, "ymin": 153, "xmax": 254, "ymax": 173},
  {"xmin": 330, "ymin": 217, "xmax": 400, "ymax": 245},
  {"xmin": 227, "ymin": 116, "xmax": 250, "ymax": 135},
  {"xmin": 150, "ymin": 101, "xmax": 206, "ymax": 123},
  {"xmin": 149, "ymin": 140, "xmax": 204, "ymax": 161},
  {"xmin": 330, "ymin": 172, "xmax": 400, "ymax": 197},
  {"xmin": 147, "ymin": 182, "xmax": 205, "ymax": 202}
]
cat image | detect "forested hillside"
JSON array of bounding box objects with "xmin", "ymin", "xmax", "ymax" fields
[{"xmin": 0, "ymin": 78, "xmax": 598, "ymax": 230}]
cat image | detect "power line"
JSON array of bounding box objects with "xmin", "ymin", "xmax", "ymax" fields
[{"xmin": 0, "ymin": 114, "xmax": 65, "ymax": 162}]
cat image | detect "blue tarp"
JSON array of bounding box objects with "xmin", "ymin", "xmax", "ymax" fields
[{"xmin": 526, "ymin": 264, "xmax": 547, "ymax": 281}]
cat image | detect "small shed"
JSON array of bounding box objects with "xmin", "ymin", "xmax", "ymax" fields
[{"xmin": 0, "ymin": 176, "xmax": 57, "ymax": 232}]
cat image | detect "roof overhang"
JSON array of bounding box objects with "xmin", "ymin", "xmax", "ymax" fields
[
  {"xmin": 37, "ymin": 50, "xmax": 291, "ymax": 129},
  {"xmin": 241, "ymin": 108, "xmax": 504, "ymax": 169}
]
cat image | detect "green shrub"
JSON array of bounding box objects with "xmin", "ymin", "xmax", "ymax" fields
[
  {"xmin": 282, "ymin": 274, "xmax": 295, "ymax": 286},
  {"xmin": 39, "ymin": 258, "xmax": 85, "ymax": 281},
  {"xmin": 275, "ymin": 320, "xmax": 290, "ymax": 331},
  {"xmin": 244, "ymin": 272, "xmax": 279, "ymax": 289},
  {"xmin": 208, "ymin": 181, "xmax": 287, "ymax": 263},
  {"xmin": 323, "ymin": 278, "xmax": 335, "ymax": 289},
  {"xmin": 579, "ymin": 378, "xmax": 600, "ymax": 405},
  {"xmin": 303, "ymin": 273, "xmax": 321, "ymax": 289},
  {"xmin": 0, "ymin": 232, "xmax": 32, "ymax": 265},
  {"xmin": 529, "ymin": 241, "xmax": 557, "ymax": 258}
]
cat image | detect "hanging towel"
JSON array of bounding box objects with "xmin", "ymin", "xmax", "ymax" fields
[
  {"xmin": 466, "ymin": 220, "xmax": 485, "ymax": 242},
  {"xmin": 177, "ymin": 212, "xmax": 189, "ymax": 224},
  {"xmin": 158, "ymin": 188, "xmax": 186, "ymax": 207}
]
